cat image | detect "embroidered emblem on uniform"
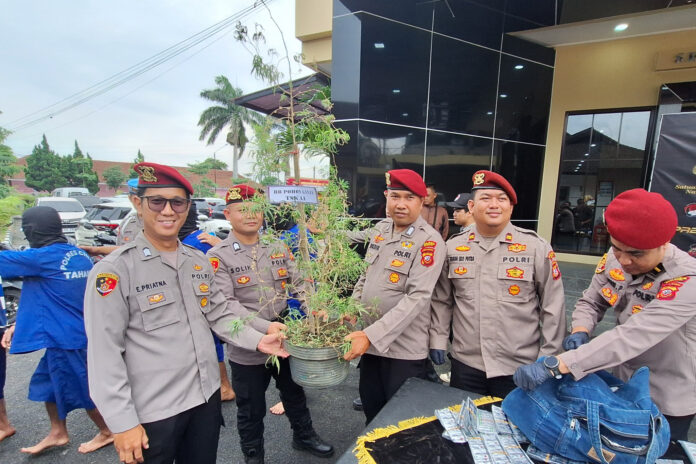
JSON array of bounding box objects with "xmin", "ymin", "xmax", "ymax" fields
[
  {"xmin": 473, "ymin": 172, "xmax": 485, "ymax": 185},
  {"xmin": 200, "ymin": 297, "xmax": 208, "ymax": 307},
  {"xmin": 656, "ymin": 276, "xmax": 689, "ymax": 301},
  {"xmin": 601, "ymin": 287, "xmax": 618, "ymax": 305},
  {"xmin": 455, "ymin": 245, "xmax": 470, "ymax": 252},
  {"xmin": 193, "ymin": 264, "xmax": 202, "ymax": 271},
  {"xmin": 505, "ymin": 233, "xmax": 513, "ymax": 242},
  {"xmin": 124, "ymin": 237, "xmax": 130, "ymax": 242},
  {"xmin": 209, "ymin": 257, "xmax": 220, "ymax": 273},
  {"xmin": 406, "ymin": 226, "xmax": 415, "ymax": 236},
  {"xmin": 277, "ymin": 268, "xmax": 288, "ymax": 277},
  {"xmin": 454, "ymin": 267, "xmax": 468, "ymax": 275},
  {"xmin": 385, "ymin": 172, "xmax": 391, "ymax": 186},
  {"xmin": 227, "ymin": 187, "xmax": 242, "ymax": 201},
  {"xmin": 390, "ymin": 259, "xmax": 405, "ymax": 267},
  {"xmin": 270, "ymin": 252, "xmax": 286, "ymax": 259},
  {"xmin": 631, "ymin": 305, "xmax": 643, "ymax": 314},
  {"xmin": 401, "ymin": 241, "xmax": 414, "ymax": 249},
  {"xmin": 609, "ymin": 269, "xmax": 625, "ymax": 281},
  {"xmin": 148, "ymin": 293, "xmax": 165, "ymax": 304},
  {"xmin": 548, "ymin": 251, "xmax": 556, "ymax": 259},
  {"xmin": 143, "ymin": 247, "xmax": 152, "ymax": 257},
  {"xmin": 420, "ymin": 241, "xmax": 436, "ymax": 267},
  {"xmin": 138, "ymin": 165, "xmax": 157, "ymax": 182},
  {"xmin": 595, "ymin": 253, "xmax": 607, "ymax": 274},
  {"xmin": 281, "ymin": 281, "xmax": 286, "ymax": 290},
  {"xmin": 508, "ymin": 284, "xmax": 520, "ymax": 296},
  {"xmin": 233, "ymin": 242, "xmax": 241, "ymax": 251},
  {"xmin": 508, "ymin": 243, "xmax": 526, "ymax": 253},
  {"xmin": 237, "ymin": 275, "xmax": 250, "ymax": 285},
  {"xmin": 506, "ymin": 267, "xmax": 524, "ymax": 279},
  {"xmin": 388, "ymin": 272, "xmax": 400, "ymax": 283},
  {"xmin": 95, "ymin": 273, "xmax": 119, "ymax": 297},
  {"xmin": 374, "ymin": 235, "xmax": 385, "ymax": 243},
  {"xmin": 199, "ymin": 283, "xmax": 209, "ymax": 293},
  {"xmin": 468, "ymin": 233, "xmax": 476, "ymax": 241},
  {"xmin": 548, "ymin": 251, "xmax": 561, "ymax": 280},
  {"xmin": 642, "ymin": 281, "xmax": 654, "ymax": 290}
]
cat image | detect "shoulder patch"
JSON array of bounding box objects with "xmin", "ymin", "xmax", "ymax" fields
[
  {"xmin": 96, "ymin": 273, "xmax": 119, "ymax": 297},
  {"xmin": 209, "ymin": 257, "xmax": 220, "ymax": 273},
  {"xmin": 420, "ymin": 241, "xmax": 437, "ymax": 267},
  {"xmin": 595, "ymin": 253, "xmax": 607, "ymax": 274}
]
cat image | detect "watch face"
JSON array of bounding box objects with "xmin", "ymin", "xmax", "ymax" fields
[{"xmin": 544, "ymin": 356, "xmax": 559, "ymax": 369}]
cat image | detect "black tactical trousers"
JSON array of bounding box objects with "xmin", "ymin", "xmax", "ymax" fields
[
  {"xmin": 449, "ymin": 357, "xmax": 516, "ymax": 399},
  {"xmin": 229, "ymin": 358, "xmax": 312, "ymax": 455}
]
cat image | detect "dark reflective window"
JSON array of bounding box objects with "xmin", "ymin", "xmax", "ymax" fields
[
  {"xmin": 502, "ymin": 15, "xmax": 556, "ymax": 67},
  {"xmin": 552, "ymin": 110, "xmax": 654, "ymax": 255},
  {"xmin": 492, "ymin": 141, "xmax": 544, "ymax": 224},
  {"xmin": 332, "ymin": 14, "xmax": 363, "ymax": 119},
  {"xmin": 433, "ymin": 1, "xmax": 504, "ymax": 49},
  {"xmin": 495, "ymin": 54, "xmax": 553, "ymax": 145},
  {"xmin": 359, "ymin": 14, "xmax": 431, "ymax": 127},
  {"xmin": 333, "ymin": 0, "xmax": 434, "ymax": 30},
  {"xmin": 428, "ymin": 35, "xmax": 498, "ymax": 136}
]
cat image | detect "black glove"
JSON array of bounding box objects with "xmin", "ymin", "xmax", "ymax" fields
[
  {"xmin": 563, "ymin": 332, "xmax": 590, "ymax": 351},
  {"xmin": 513, "ymin": 361, "xmax": 552, "ymax": 391},
  {"xmin": 429, "ymin": 349, "xmax": 445, "ymax": 365}
]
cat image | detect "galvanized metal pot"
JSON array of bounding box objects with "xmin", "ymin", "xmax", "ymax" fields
[{"xmin": 285, "ymin": 342, "xmax": 349, "ymax": 388}]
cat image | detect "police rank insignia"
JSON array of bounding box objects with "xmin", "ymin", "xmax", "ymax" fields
[
  {"xmin": 209, "ymin": 257, "xmax": 220, "ymax": 273},
  {"xmin": 95, "ymin": 273, "xmax": 119, "ymax": 297},
  {"xmin": 507, "ymin": 243, "xmax": 526, "ymax": 253},
  {"xmin": 374, "ymin": 235, "xmax": 385, "ymax": 243},
  {"xmin": 505, "ymin": 233, "xmax": 513, "ymax": 242},
  {"xmin": 609, "ymin": 269, "xmax": 625, "ymax": 281},
  {"xmin": 390, "ymin": 259, "xmax": 405, "ymax": 267},
  {"xmin": 401, "ymin": 241, "xmax": 414, "ymax": 249},
  {"xmin": 199, "ymin": 283, "xmax": 209, "ymax": 293},
  {"xmin": 468, "ymin": 233, "xmax": 476, "ymax": 241},
  {"xmin": 601, "ymin": 287, "xmax": 618, "ymax": 305},
  {"xmin": 455, "ymin": 245, "xmax": 470, "ymax": 252},
  {"xmin": 506, "ymin": 267, "xmax": 524, "ymax": 279},
  {"xmin": 420, "ymin": 240, "xmax": 436, "ymax": 267},
  {"xmin": 148, "ymin": 293, "xmax": 165, "ymax": 304},
  {"xmin": 595, "ymin": 253, "xmax": 607, "ymax": 274},
  {"xmin": 454, "ymin": 266, "xmax": 468, "ymax": 275},
  {"xmin": 237, "ymin": 276, "xmax": 250, "ymax": 285},
  {"xmin": 138, "ymin": 165, "xmax": 157, "ymax": 182},
  {"xmin": 388, "ymin": 272, "xmax": 400, "ymax": 283},
  {"xmin": 277, "ymin": 268, "xmax": 288, "ymax": 278},
  {"xmin": 631, "ymin": 305, "xmax": 643, "ymax": 314},
  {"xmin": 508, "ymin": 284, "xmax": 520, "ymax": 296},
  {"xmin": 193, "ymin": 264, "xmax": 202, "ymax": 271},
  {"xmin": 200, "ymin": 297, "xmax": 208, "ymax": 307}
]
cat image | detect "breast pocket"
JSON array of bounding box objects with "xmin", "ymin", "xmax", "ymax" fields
[
  {"xmin": 136, "ymin": 288, "xmax": 180, "ymax": 331},
  {"xmin": 498, "ymin": 264, "xmax": 535, "ymax": 302},
  {"xmin": 192, "ymin": 279, "xmax": 213, "ymax": 313},
  {"xmin": 449, "ymin": 262, "xmax": 476, "ymax": 299},
  {"xmin": 381, "ymin": 259, "xmax": 411, "ymax": 291}
]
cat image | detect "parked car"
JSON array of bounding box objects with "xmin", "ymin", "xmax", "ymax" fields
[
  {"xmin": 81, "ymin": 201, "xmax": 134, "ymax": 232},
  {"xmin": 192, "ymin": 198, "xmax": 213, "ymax": 218},
  {"xmin": 73, "ymin": 195, "xmax": 104, "ymax": 210},
  {"xmin": 197, "ymin": 216, "xmax": 230, "ymax": 240},
  {"xmin": 51, "ymin": 187, "xmax": 90, "ymax": 197},
  {"xmin": 211, "ymin": 203, "xmax": 227, "ymax": 219},
  {"xmin": 35, "ymin": 197, "xmax": 87, "ymax": 237}
]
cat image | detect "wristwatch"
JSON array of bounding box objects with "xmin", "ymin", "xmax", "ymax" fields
[{"xmin": 543, "ymin": 356, "xmax": 563, "ymax": 380}]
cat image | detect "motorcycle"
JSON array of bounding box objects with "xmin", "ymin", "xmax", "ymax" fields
[{"xmin": 0, "ymin": 242, "xmax": 21, "ymax": 328}]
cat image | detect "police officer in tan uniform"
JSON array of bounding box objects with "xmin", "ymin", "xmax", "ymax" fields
[
  {"xmin": 84, "ymin": 164, "xmax": 287, "ymax": 464},
  {"xmin": 208, "ymin": 185, "xmax": 333, "ymax": 463},
  {"xmin": 116, "ymin": 179, "xmax": 143, "ymax": 246},
  {"xmin": 430, "ymin": 170, "xmax": 566, "ymax": 398},
  {"xmin": 514, "ymin": 189, "xmax": 696, "ymax": 443},
  {"xmin": 344, "ymin": 169, "xmax": 446, "ymax": 423}
]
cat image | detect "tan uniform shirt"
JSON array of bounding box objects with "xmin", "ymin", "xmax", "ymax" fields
[
  {"xmin": 116, "ymin": 212, "xmax": 142, "ymax": 245},
  {"xmin": 353, "ymin": 216, "xmax": 446, "ymax": 360},
  {"xmin": 420, "ymin": 204, "xmax": 449, "ymax": 240},
  {"xmin": 208, "ymin": 235, "xmax": 299, "ymax": 366},
  {"xmin": 559, "ymin": 245, "xmax": 696, "ymax": 416},
  {"xmin": 430, "ymin": 223, "xmax": 566, "ymax": 377},
  {"xmin": 84, "ymin": 232, "xmax": 264, "ymax": 433}
]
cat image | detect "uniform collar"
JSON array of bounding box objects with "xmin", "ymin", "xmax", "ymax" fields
[
  {"xmin": 133, "ymin": 232, "xmax": 190, "ymax": 268},
  {"xmin": 468, "ymin": 222, "xmax": 515, "ymax": 243},
  {"xmin": 386, "ymin": 215, "xmax": 424, "ymax": 242}
]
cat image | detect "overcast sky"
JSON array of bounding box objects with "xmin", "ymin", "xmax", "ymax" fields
[{"xmin": 0, "ymin": 0, "xmax": 321, "ymax": 177}]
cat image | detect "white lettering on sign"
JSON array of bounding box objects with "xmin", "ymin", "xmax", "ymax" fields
[{"xmin": 267, "ymin": 185, "xmax": 319, "ymax": 205}]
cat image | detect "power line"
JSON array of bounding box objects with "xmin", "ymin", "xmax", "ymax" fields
[{"xmin": 6, "ymin": 0, "xmax": 272, "ymax": 132}]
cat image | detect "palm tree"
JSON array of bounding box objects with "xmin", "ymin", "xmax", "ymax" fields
[{"xmin": 198, "ymin": 76, "xmax": 261, "ymax": 178}]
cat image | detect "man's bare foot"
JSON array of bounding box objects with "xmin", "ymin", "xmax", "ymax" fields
[
  {"xmin": 269, "ymin": 401, "xmax": 285, "ymax": 415},
  {"xmin": 78, "ymin": 430, "xmax": 114, "ymax": 453},
  {"xmin": 221, "ymin": 386, "xmax": 236, "ymax": 401},
  {"xmin": 20, "ymin": 433, "xmax": 69, "ymax": 454},
  {"xmin": 0, "ymin": 427, "xmax": 16, "ymax": 442}
]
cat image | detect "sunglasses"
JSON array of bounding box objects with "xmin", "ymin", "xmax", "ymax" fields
[{"xmin": 142, "ymin": 196, "xmax": 191, "ymax": 213}]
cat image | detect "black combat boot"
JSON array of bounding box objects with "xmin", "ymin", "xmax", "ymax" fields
[
  {"xmin": 243, "ymin": 448, "xmax": 264, "ymax": 464},
  {"xmin": 292, "ymin": 430, "xmax": 334, "ymax": 458}
]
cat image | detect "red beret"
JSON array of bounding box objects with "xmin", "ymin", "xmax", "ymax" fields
[
  {"xmin": 226, "ymin": 184, "xmax": 256, "ymax": 204},
  {"xmin": 605, "ymin": 189, "xmax": 676, "ymax": 249},
  {"xmin": 385, "ymin": 169, "xmax": 427, "ymax": 197},
  {"xmin": 134, "ymin": 162, "xmax": 193, "ymax": 195},
  {"xmin": 471, "ymin": 170, "xmax": 517, "ymax": 205}
]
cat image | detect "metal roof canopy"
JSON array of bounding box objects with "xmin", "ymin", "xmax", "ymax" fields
[{"xmin": 234, "ymin": 73, "xmax": 331, "ymax": 121}]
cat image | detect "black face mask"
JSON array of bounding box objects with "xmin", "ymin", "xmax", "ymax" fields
[
  {"xmin": 178, "ymin": 204, "xmax": 199, "ymax": 240},
  {"xmin": 21, "ymin": 206, "xmax": 69, "ymax": 249}
]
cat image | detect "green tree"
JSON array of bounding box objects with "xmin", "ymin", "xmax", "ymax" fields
[
  {"xmin": 103, "ymin": 166, "xmax": 127, "ymax": 192},
  {"xmin": 64, "ymin": 141, "xmax": 99, "ymax": 194},
  {"xmin": 0, "ymin": 125, "xmax": 19, "ymax": 198},
  {"xmin": 193, "ymin": 177, "xmax": 217, "ymax": 197},
  {"xmin": 129, "ymin": 149, "xmax": 145, "ymax": 178},
  {"xmin": 187, "ymin": 157, "xmax": 228, "ymax": 175},
  {"xmin": 198, "ymin": 76, "xmax": 262, "ymax": 179},
  {"xmin": 24, "ymin": 134, "xmax": 67, "ymax": 192}
]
